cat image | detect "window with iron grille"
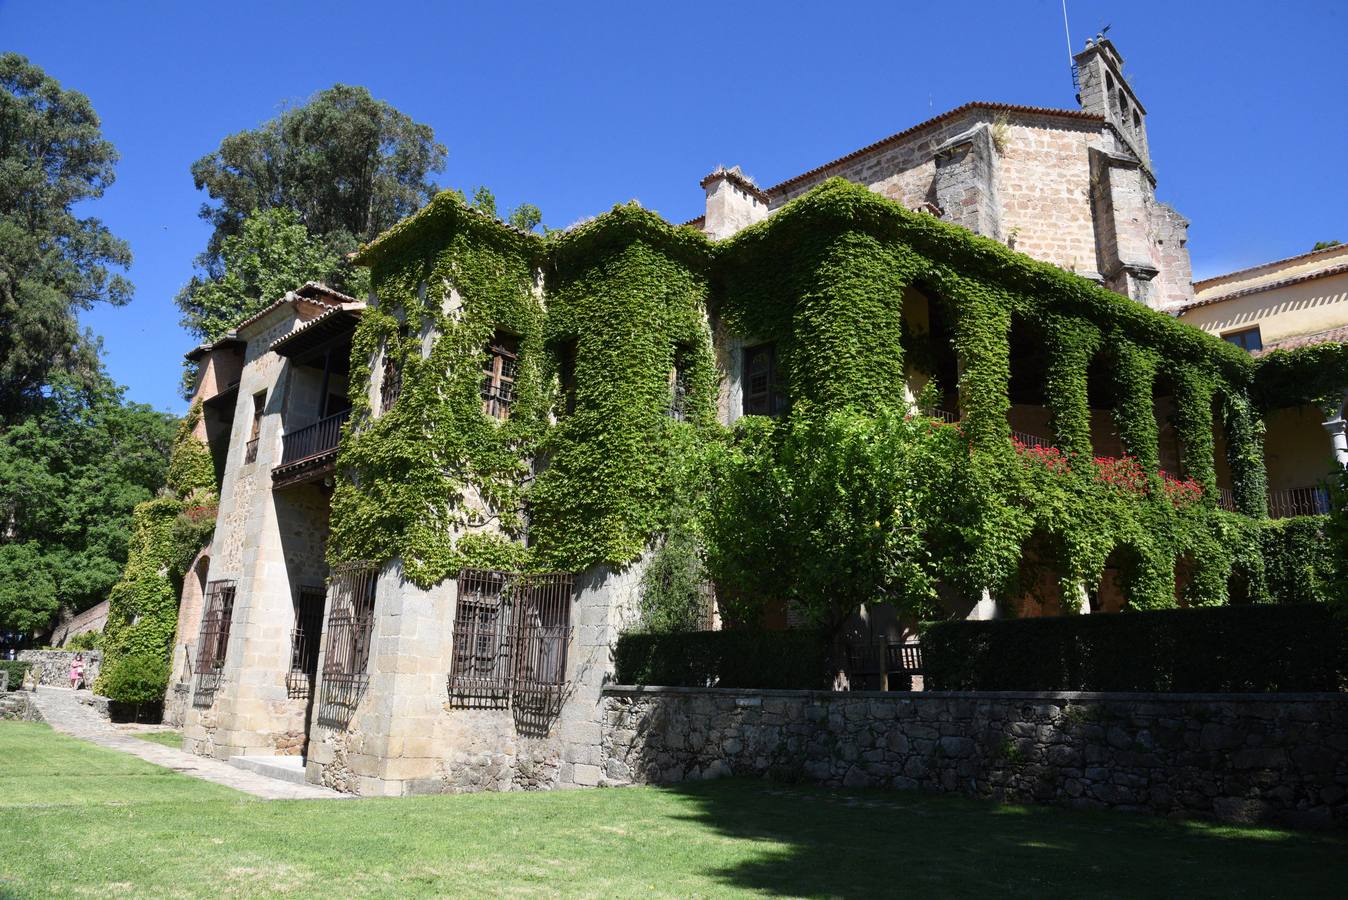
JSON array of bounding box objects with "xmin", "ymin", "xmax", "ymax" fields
[
  {"xmin": 194, "ymin": 579, "xmax": 236, "ymax": 674},
  {"xmin": 321, "ymin": 562, "xmax": 378, "ymax": 684},
  {"xmin": 556, "ymin": 339, "xmax": 577, "ymax": 417},
  {"xmin": 449, "ymin": 569, "xmax": 573, "ymax": 705},
  {"xmin": 244, "ymin": 392, "xmax": 265, "ymax": 464},
  {"xmin": 480, "ymin": 331, "xmax": 519, "ymax": 420},
  {"xmin": 379, "ymin": 328, "xmax": 407, "ymax": 413},
  {"xmin": 286, "ymin": 584, "xmax": 326, "ymax": 699},
  {"xmin": 743, "ymin": 342, "xmax": 786, "ymax": 417},
  {"xmin": 668, "ymin": 348, "xmax": 693, "ymax": 421}
]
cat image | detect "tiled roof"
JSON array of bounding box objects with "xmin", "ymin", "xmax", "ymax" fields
[
  {"xmin": 700, "ymin": 165, "xmax": 769, "ymax": 203},
  {"xmin": 1253, "ymin": 324, "xmax": 1348, "ymax": 357},
  {"xmin": 233, "ymin": 282, "xmax": 353, "ymax": 333},
  {"xmin": 268, "ymin": 303, "xmax": 365, "ymax": 354},
  {"xmin": 763, "ymin": 102, "xmax": 1104, "ymax": 196},
  {"xmin": 1192, "ymin": 243, "xmax": 1348, "ymax": 292},
  {"xmin": 1178, "ymin": 263, "xmax": 1348, "ymax": 313}
]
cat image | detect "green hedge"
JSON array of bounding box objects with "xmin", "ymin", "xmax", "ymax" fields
[
  {"xmin": 923, "ymin": 605, "xmax": 1348, "ymax": 693},
  {"xmin": 0, "ymin": 661, "xmax": 32, "ymax": 691},
  {"xmin": 614, "ymin": 630, "xmax": 831, "ymax": 689}
]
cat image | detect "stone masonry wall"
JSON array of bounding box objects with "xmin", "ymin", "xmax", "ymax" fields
[
  {"xmin": 18, "ymin": 650, "xmax": 101, "ymax": 688},
  {"xmin": 600, "ymin": 687, "xmax": 1348, "ymax": 828}
]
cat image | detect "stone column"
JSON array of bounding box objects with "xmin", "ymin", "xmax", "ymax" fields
[{"xmin": 1323, "ymin": 418, "xmax": 1348, "ymax": 468}]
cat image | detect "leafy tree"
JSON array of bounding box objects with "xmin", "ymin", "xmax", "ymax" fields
[
  {"xmin": 508, "ymin": 203, "xmax": 543, "ymax": 233},
  {"xmin": 177, "ymin": 84, "xmax": 446, "ymax": 340},
  {"xmin": 0, "ymin": 374, "xmax": 175, "ymax": 632},
  {"xmin": 470, "ymin": 186, "xmax": 498, "ymax": 219},
  {"xmin": 0, "ymin": 53, "xmax": 132, "ymax": 422},
  {"xmin": 187, "ymin": 84, "xmax": 445, "ymax": 274},
  {"xmin": 176, "ymin": 208, "xmax": 342, "ymax": 340},
  {"xmin": 1313, "ymin": 240, "xmax": 1342, "ymax": 251}
]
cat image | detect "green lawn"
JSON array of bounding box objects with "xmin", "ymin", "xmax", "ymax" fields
[
  {"xmin": 2, "ymin": 721, "xmax": 1345, "ymax": 898},
  {"xmin": 132, "ymin": 730, "xmax": 183, "ymax": 750}
]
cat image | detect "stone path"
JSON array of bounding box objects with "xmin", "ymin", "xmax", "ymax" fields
[{"xmin": 28, "ymin": 686, "xmax": 350, "ymax": 801}]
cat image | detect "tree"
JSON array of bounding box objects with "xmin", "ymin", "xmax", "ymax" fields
[
  {"xmin": 176, "ymin": 208, "xmax": 342, "ymax": 340},
  {"xmin": 1313, "ymin": 240, "xmax": 1342, "ymax": 251},
  {"xmin": 0, "ymin": 53, "xmax": 132, "ymax": 422},
  {"xmin": 0, "ymin": 374, "xmax": 176, "ymax": 632},
  {"xmin": 187, "ymin": 84, "xmax": 446, "ymax": 278},
  {"xmin": 508, "ymin": 203, "xmax": 543, "ymax": 233}
]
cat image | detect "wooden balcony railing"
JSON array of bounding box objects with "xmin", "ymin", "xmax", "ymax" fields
[
  {"xmin": 1267, "ymin": 486, "xmax": 1331, "ymax": 519},
  {"xmin": 279, "ymin": 409, "xmax": 349, "ymax": 467}
]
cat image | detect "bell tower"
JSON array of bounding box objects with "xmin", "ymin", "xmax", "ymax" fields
[{"xmin": 1074, "ymin": 35, "xmax": 1150, "ymax": 167}]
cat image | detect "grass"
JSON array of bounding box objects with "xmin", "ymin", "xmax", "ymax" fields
[
  {"xmin": 2, "ymin": 721, "xmax": 1346, "ymax": 898},
  {"xmin": 132, "ymin": 730, "xmax": 183, "ymax": 750}
]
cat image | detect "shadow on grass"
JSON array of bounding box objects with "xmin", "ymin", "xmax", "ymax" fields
[{"xmin": 659, "ymin": 779, "xmax": 1348, "ymax": 898}]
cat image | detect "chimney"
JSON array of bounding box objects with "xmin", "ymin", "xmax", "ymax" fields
[
  {"xmin": 1074, "ymin": 36, "xmax": 1151, "ymax": 167},
  {"xmin": 700, "ymin": 166, "xmax": 769, "ymax": 239}
]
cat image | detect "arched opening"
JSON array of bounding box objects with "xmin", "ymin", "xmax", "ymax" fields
[
  {"xmin": 1087, "ymin": 352, "xmax": 1124, "ymax": 459},
  {"xmin": 1173, "ymin": 552, "xmax": 1195, "ymax": 608},
  {"xmin": 1089, "ymin": 544, "xmax": 1140, "ymax": 613},
  {"xmin": 901, "ymin": 286, "xmax": 959, "ymax": 419},
  {"xmin": 1005, "ymin": 530, "xmax": 1069, "ymax": 617},
  {"xmin": 1211, "ymin": 398, "xmax": 1237, "ymax": 509},
  {"xmin": 1227, "ymin": 561, "xmax": 1253, "ymax": 605},
  {"xmin": 1153, "ymin": 369, "xmax": 1181, "ymax": 477},
  {"xmin": 1007, "ymin": 314, "xmax": 1054, "ymax": 449}
]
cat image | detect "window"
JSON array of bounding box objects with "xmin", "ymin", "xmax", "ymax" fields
[
  {"xmin": 449, "ymin": 569, "xmax": 573, "ymax": 704},
  {"xmin": 556, "ymin": 339, "xmax": 578, "ymax": 417},
  {"xmin": 244, "ymin": 393, "xmax": 265, "ymax": 464},
  {"xmin": 668, "ymin": 348, "xmax": 693, "ymax": 421},
  {"xmin": 195, "ymin": 580, "xmax": 237, "ymax": 674},
  {"xmin": 286, "ymin": 584, "xmax": 326, "ymax": 699},
  {"xmin": 321, "ymin": 562, "xmax": 378, "ymax": 684},
  {"xmin": 480, "ymin": 331, "xmax": 519, "ymax": 420},
  {"xmin": 743, "ymin": 343, "xmax": 786, "ymax": 417},
  {"xmin": 379, "ymin": 327, "xmax": 407, "ymax": 413},
  {"xmin": 1222, "ymin": 326, "xmax": 1263, "ymax": 353}
]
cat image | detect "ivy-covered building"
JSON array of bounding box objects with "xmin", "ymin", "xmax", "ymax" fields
[{"xmin": 178, "ymin": 37, "xmax": 1344, "ymax": 794}]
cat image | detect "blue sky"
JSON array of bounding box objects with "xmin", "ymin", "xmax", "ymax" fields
[{"xmin": 4, "ymin": 0, "xmax": 1345, "ymax": 414}]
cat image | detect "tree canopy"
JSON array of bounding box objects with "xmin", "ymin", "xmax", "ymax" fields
[
  {"xmin": 176, "ymin": 84, "xmax": 446, "ymax": 339},
  {"xmin": 176, "ymin": 207, "xmax": 342, "ymax": 340},
  {"xmin": 0, "ymin": 375, "xmax": 176, "ymax": 632},
  {"xmin": 0, "ymin": 53, "xmax": 133, "ymax": 423}
]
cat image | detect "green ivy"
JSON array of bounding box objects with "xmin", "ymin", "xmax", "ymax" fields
[
  {"xmin": 97, "ymin": 406, "xmax": 217, "ymax": 701},
  {"xmin": 326, "ymin": 177, "xmax": 1334, "ymax": 623}
]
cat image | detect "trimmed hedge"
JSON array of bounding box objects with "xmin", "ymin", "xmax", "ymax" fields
[
  {"xmin": 0, "ymin": 661, "xmax": 32, "ymax": 691},
  {"xmin": 615, "ymin": 630, "xmax": 831, "ymax": 689},
  {"xmin": 923, "ymin": 605, "xmax": 1348, "ymax": 693}
]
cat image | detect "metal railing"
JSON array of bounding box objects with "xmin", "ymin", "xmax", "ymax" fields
[
  {"xmin": 449, "ymin": 569, "xmax": 574, "ymax": 706},
  {"xmin": 1217, "ymin": 487, "xmax": 1237, "ymax": 512},
  {"xmin": 925, "ymin": 407, "xmax": 959, "ymax": 424},
  {"xmin": 1011, "ymin": 429, "xmax": 1052, "ymax": 449},
  {"xmin": 1267, "ymin": 486, "xmax": 1331, "ymax": 519},
  {"xmin": 279, "ymin": 409, "xmax": 349, "ymax": 466}
]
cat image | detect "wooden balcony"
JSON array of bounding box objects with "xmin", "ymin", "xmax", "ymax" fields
[{"xmin": 272, "ymin": 409, "xmax": 349, "ymax": 489}]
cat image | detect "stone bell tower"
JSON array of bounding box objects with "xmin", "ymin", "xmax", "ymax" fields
[{"xmin": 1074, "ymin": 35, "xmax": 1192, "ymax": 310}]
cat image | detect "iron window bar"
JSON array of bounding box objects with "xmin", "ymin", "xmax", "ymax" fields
[
  {"xmin": 449, "ymin": 569, "xmax": 573, "ymax": 708},
  {"xmin": 321, "ymin": 562, "xmax": 378, "ymax": 685},
  {"xmin": 193, "ymin": 579, "xmax": 236, "ymax": 706}
]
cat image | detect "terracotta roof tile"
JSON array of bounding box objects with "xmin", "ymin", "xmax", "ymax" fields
[
  {"xmin": 1253, "ymin": 324, "xmax": 1348, "ymax": 357},
  {"xmin": 1178, "ymin": 263, "xmax": 1348, "ymax": 313}
]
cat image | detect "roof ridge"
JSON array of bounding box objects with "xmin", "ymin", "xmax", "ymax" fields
[
  {"xmin": 762, "ymin": 101, "xmax": 1103, "ymax": 196},
  {"xmin": 1193, "ymin": 243, "xmax": 1348, "ymax": 290}
]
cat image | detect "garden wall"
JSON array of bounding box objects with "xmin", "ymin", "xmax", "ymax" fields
[
  {"xmin": 599, "ymin": 686, "xmax": 1348, "ymax": 828},
  {"xmin": 18, "ymin": 649, "xmax": 102, "ymax": 688}
]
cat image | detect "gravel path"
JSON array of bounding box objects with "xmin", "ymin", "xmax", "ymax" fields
[{"xmin": 29, "ymin": 686, "xmax": 350, "ymax": 800}]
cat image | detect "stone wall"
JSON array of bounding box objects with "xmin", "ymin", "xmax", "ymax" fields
[
  {"xmin": 0, "ymin": 691, "xmax": 42, "ymax": 722},
  {"xmin": 600, "ymin": 687, "xmax": 1348, "ymax": 828},
  {"xmin": 18, "ymin": 649, "xmax": 101, "ymax": 688},
  {"xmin": 49, "ymin": 599, "xmax": 109, "ymax": 647}
]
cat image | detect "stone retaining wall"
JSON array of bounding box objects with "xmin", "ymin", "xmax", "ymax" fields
[
  {"xmin": 18, "ymin": 650, "xmax": 101, "ymax": 688},
  {"xmin": 0, "ymin": 691, "xmax": 42, "ymax": 722},
  {"xmin": 600, "ymin": 687, "xmax": 1348, "ymax": 828}
]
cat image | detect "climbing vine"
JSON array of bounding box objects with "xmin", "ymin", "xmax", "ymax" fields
[
  {"xmin": 327, "ymin": 176, "xmax": 1336, "ymax": 624},
  {"xmin": 98, "ymin": 405, "xmax": 217, "ymax": 700}
]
